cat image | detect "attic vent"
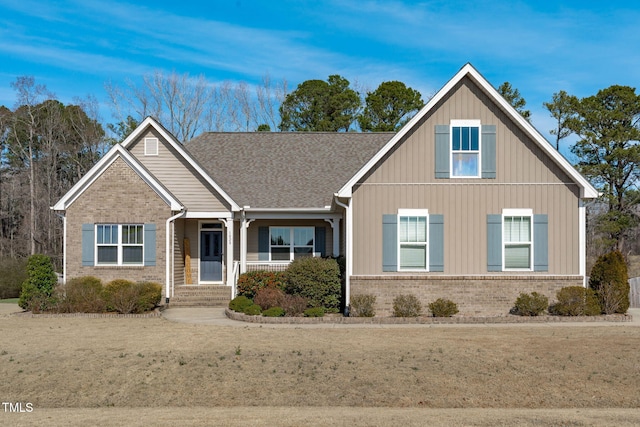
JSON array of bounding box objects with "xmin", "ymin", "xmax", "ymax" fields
[{"xmin": 144, "ymin": 138, "xmax": 158, "ymax": 156}]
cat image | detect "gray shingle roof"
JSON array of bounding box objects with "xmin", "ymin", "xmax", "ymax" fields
[{"xmin": 184, "ymin": 132, "xmax": 394, "ymax": 209}]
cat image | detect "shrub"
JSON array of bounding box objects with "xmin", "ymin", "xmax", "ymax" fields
[
  {"xmin": 254, "ymin": 287, "xmax": 286, "ymax": 310},
  {"xmin": 262, "ymin": 307, "xmax": 285, "ymax": 317},
  {"xmin": 511, "ymin": 292, "xmax": 548, "ymax": 316},
  {"xmin": 236, "ymin": 271, "xmax": 286, "ymax": 299},
  {"xmin": 589, "ymin": 250, "xmax": 630, "ymax": 314},
  {"xmin": 428, "ymin": 298, "xmax": 459, "ymax": 317},
  {"xmin": 104, "ymin": 279, "xmax": 138, "ymax": 314},
  {"xmin": 0, "ymin": 257, "xmax": 27, "ymax": 299},
  {"xmin": 350, "ymin": 294, "xmax": 376, "ymax": 317},
  {"xmin": 135, "ymin": 281, "xmax": 162, "ymax": 312},
  {"xmin": 284, "ymin": 257, "xmax": 341, "ymax": 312},
  {"xmin": 19, "ymin": 254, "xmax": 58, "ymax": 312},
  {"xmin": 281, "ymin": 294, "xmax": 308, "ymax": 317},
  {"xmin": 243, "ymin": 304, "xmax": 262, "ymax": 316},
  {"xmin": 62, "ymin": 276, "xmax": 106, "ymax": 313},
  {"xmin": 229, "ymin": 295, "xmax": 253, "ymax": 312},
  {"xmin": 549, "ymin": 286, "xmax": 600, "ymax": 316},
  {"xmin": 392, "ymin": 294, "xmax": 422, "ymax": 317},
  {"xmin": 304, "ymin": 307, "xmax": 325, "ymax": 317}
]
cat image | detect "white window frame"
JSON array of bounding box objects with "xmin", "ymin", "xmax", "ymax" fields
[
  {"xmin": 450, "ymin": 119, "xmax": 481, "ymax": 178},
  {"xmin": 144, "ymin": 137, "xmax": 158, "ymax": 156},
  {"xmin": 502, "ymin": 209, "xmax": 533, "ymax": 271},
  {"xmin": 397, "ymin": 209, "xmax": 429, "ymax": 272},
  {"xmin": 269, "ymin": 226, "xmax": 315, "ymax": 262},
  {"xmin": 95, "ymin": 224, "xmax": 144, "ymax": 266}
]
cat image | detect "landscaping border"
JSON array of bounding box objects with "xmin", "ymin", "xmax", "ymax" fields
[
  {"xmin": 11, "ymin": 308, "xmax": 162, "ymax": 318},
  {"xmin": 225, "ymin": 308, "xmax": 632, "ymax": 324}
]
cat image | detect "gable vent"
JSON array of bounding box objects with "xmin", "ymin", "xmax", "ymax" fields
[{"xmin": 144, "ymin": 137, "xmax": 159, "ymax": 156}]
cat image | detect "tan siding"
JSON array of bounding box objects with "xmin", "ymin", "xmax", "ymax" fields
[
  {"xmin": 351, "ymin": 76, "xmax": 583, "ymax": 277},
  {"xmin": 184, "ymin": 219, "xmax": 199, "ymax": 282},
  {"xmin": 173, "ymin": 219, "xmax": 185, "ymax": 286},
  {"xmin": 128, "ymin": 129, "xmax": 230, "ymax": 211}
]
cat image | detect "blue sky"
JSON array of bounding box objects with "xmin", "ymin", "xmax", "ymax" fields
[{"xmin": 1, "ymin": 0, "xmax": 638, "ymax": 149}]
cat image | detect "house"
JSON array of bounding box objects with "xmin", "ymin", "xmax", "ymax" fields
[{"xmin": 53, "ymin": 64, "xmax": 598, "ymax": 316}]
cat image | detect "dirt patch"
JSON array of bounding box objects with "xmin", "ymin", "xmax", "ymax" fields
[{"xmin": 0, "ymin": 312, "xmax": 639, "ymax": 424}]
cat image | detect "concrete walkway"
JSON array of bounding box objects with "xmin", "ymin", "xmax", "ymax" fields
[{"xmin": 161, "ymin": 306, "xmax": 640, "ymax": 328}]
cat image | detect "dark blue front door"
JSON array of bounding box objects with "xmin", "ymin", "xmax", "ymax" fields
[{"xmin": 200, "ymin": 230, "xmax": 222, "ymax": 282}]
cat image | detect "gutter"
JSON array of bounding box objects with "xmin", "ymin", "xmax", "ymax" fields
[{"xmin": 166, "ymin": 210, "xmax": 186, "ymax": 304}]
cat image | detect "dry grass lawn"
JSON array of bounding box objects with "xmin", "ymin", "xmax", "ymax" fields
[{"xmin": 1, "ymin": 308, "xmax": 639, "ymax": 426}]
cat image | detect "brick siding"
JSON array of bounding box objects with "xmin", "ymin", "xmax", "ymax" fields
[
  {"xmin": 351, "ymin": 275, "xmax": 584, "ymax": 317},
  {"xmin": 65, "ymin": 157, "xmax": 172, "ymax": 295}
]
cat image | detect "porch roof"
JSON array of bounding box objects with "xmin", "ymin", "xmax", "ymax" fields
[{"xmin": 184, "ymin": 132, "xmax": 393, "ymax": 209}]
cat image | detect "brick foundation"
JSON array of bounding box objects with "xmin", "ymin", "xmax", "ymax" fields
[{"xmin": 350, "ymin": 275, "xmax": 584, "ymax": 317}]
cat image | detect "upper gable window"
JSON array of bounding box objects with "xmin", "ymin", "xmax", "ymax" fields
[
  {"xmin": 451, "ymin": 120, "xmax": 480, "ymax": 178},
  {"xmin": 144, "ymin": 137, "xmax": 159, "ymax": 156}
]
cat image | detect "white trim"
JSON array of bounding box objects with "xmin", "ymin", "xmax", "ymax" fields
[
  {"xmin": 221, "ymin": 218, "xmax": 235, "ymax": 287},
  {"xmin": 268, "ymin": 226, "xmax": 315, "ymax": 262},
  {"xmin": 52, "ymin": 144, "xmax": 183, "ymax": 211},
  {"xmin": 94, "ymin": 224, "xmax": 144, "ymax": 266},
  {"xmin": 185, "ymin": 211, "xmax": 233, "ymax": 219},
  {"xmin": 450, "ymin": 120, "xmax": 481, "ymax": 179},
  {"xmin": 502, "ymin": 208, "xmax": 533, "ymax": 216},
  {"xmin": 198, "ymin": 221, "xmax": 225, "ymax": 284},
  {"xmin": 245, "ymin": 211, "xmax": 341, "ymax": 220},
  {"xmin": 450, "ymin": 119, "xmax": 481, "ymax": 127},
  {"xmin": 398, "ymin": 208, "xmax": 429, "ymax": 217},
  {"xmin": 121, "ymin": 117, "xmax": 241, "ymax": 211},
  {"xmin": 144, "ymin": 137, "xmax": 159, "ymax": 156},
  {"xmin": 579, "ymin": 199, "xmax": 587, "ymax": 286},
  {"xmin": 397, "ymin": 209, "xmax": 429, "ymax": 272},
  {"xmin": 337, "ymin": 63, "xmax": 598, "ymax": 199}
]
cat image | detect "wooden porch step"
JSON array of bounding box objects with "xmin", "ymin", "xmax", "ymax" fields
[{"xmin": 169, "ymin": 285, "xmax": 231, "ymax": 308}]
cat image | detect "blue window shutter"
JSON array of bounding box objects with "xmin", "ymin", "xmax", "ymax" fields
[
  {"xmin": 144, "ymin": 223, "xmax": 156, "ymax": 266},
  {"xmin": 258, "ymin": 227, "xmax": 269, "ymax": 261},
  {"xmin": 382, "ymin": 215, "xmax": 398, "ymax": 272},
  {"xmin": 82, "ymin": 224, "xmax": 94, "ymax": 266},
  {"xmin": 435, "ymin": 125, "xmax": 450, "ymax": 179},
  {"xmin": 429, "ymin": 214, "xmax": 444, "ymax": 272},
  {"xmin": 487, "ymin": 215, "xmax": 502, "ymax": 271},
  {"xmin": 481, "ymin": 125, "xmax": 496, "ymax": 179},
  {"xmin": 314, "ymin": 226, "xmax": 326, "ymax": 257},
  {"xmin": 534, "ymin": 214, "xmax": 549, "ymax": 271}
]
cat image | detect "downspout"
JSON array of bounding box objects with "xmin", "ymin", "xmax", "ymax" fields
[
  {"xmin": 166, "ymin": 210, "xmax": 186, "ymax": 304},
  {"xmin": 334, "ymin": 195, "xmax": 351, "ymax": 312}
]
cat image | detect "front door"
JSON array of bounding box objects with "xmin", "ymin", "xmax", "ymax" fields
[{"xmin": 200, "ymin": 230, "xmax": 223, "ymax": 282}]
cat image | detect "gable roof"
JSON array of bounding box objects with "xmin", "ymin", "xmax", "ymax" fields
[
  {"xmin": 52, "ymin": 144, "xmax": 183, "ymax": 211},
  {"xmin": 337, "ymin": 63, "xmax": 599, "ymax": 199},
  {"xmin": 185, "ymin": 132, "xmax": 394, "ymax": 209},
  {"xmin": 121, "ymin": 117, "xmax": 241, "ymax": 211}
]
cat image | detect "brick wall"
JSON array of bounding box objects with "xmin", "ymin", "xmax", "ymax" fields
[
  {"xmin": 65, "ymin": 157, "xmax": 172, "ymax": 294},
  {"xmin": 350, "ymin": 275, "xmax": 584, "ymax": 317}
]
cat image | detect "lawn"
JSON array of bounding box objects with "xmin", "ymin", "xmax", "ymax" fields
[{"xmin": 1, "ymin": 310, "xmax": 639, "ymax": 426}]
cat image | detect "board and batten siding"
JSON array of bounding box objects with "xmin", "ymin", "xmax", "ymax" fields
[
  {"xmin": 128, "ymin": 129, "xmax": 230, "ymax": 212},
  {"xmin": 351, "ymin": 76, "xmax": 582, "ymax": 276}
]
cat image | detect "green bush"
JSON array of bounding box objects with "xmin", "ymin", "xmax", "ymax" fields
[
  {"xmin": 285, "ymin": 257, "xmax": 341, "ymax": 312},
  {"xmin": 243, "ymin": 304, "xmax": 262, "ymax": 316},
  {"xmin": 511, "ymin": 292, "xmax": 548, "ymax": 316},
  {"xmin": 350, "ymin": 294, "xmax": 376, "ymax": 317},
  {"xmin": 262, "ymin": 307, "xmax": 285, "ymax": 317},
  {"xmin": 229, "ymin": 295, "xmax": 253, "ymax": 312},
  {"xmin": 18, "ymin": 254, "xmax": 58, "ymax": 312},
  {"xmin": 549, "ymin": 286, "xmax": 600, "ymax": 316},
  {"xmin": 0, "ymin": 257, "xmax": 27, "ymax": 299},
  {"xmin": 304, "ymin": 307, "xmax": 325, "ymax": 317},
  {"xmin": 104, "ymin": 279, "xmax": 138, "ymax": 314},
  {"xmin": 393, "ymin": 294, "xmax": 422, "ymax": 317},
  {"xmin": 254, "ymin": 287, "xmax": 286, "ymax": 310},
  {"xmin": 428, "ymin": 298, "xmax": 459, "ymax": 317},
  {"xmin": 589, "ymin": 250, "xmax": 630, "ymax": 314},
  {"xmin": 236, "ymin": 271, "xmax": 286, "ymax": 299},
  {"xmin": 281, "ymin": 294, "xmax": 308, "ymax": 317},
  {"xmin": 62, "ymin": 276, "xmax": 106, "ymax": 313},
  {"xmin": 135, "ymin": 281, "xmax": 162, "ymax": 312}
]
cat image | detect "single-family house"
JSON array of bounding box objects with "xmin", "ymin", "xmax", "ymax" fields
[{"xmin": 53, "ymin": 63, "xmax": 598, "ymax": 316}]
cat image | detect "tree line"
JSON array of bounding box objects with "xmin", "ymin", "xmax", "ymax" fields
[{"xmin": 1, "ymin": 70, "xmax": 639, "ymax": 269}]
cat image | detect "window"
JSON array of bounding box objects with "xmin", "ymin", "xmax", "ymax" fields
[
  {"xmin": 398, "ymin": 209, "xmax": 428, "ymax": 271},
  {"xmin": 269, "ymin": 227, "xmax": 314, "ymax": 261},
  {"xmin": 96, "ymin": 224, "xmax": 144, "ymax": 265},
  {"xmin": 451, "ymin": 120, "xmax": 480, "ymax": 177},
  {"xmin": 503, "ymin": 210, "xmax": 532, "ymax": 270}
]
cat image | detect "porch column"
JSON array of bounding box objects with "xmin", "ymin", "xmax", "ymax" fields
[
  {"xmin": 324, "ymin": 218, "xmax": 340, "ymax": 257},
  {"xmin": 222, "ymin": 218, "xmax": 234, "ymax": 287},
  {"xmin": 240, "ymin": 215, "xmax": 254, "ymax": 274}
]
